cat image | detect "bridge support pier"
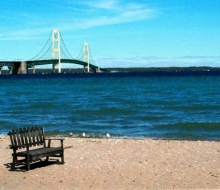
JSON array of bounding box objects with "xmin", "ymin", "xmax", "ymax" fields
[
  {"xmin": 84, "ymin": 66, "xmax": 91, "ymax": 73},
  {"xmin": 12, "ymin": 61, "xmax": 27, "ymax": 74},
  {"xmin": 52, "ymin": 64, "xmax": 56, "ymax": 73},
  {"xmin": 8, "ymin": 66, "xmax": 13, "ymax": 74},
  {"xmin": 32, "ymin": 66, "xmax": 35, "ymax": 74},
  {"xmin": 96, "ymin": 67, "xmax": 101, "ymax": 72}
]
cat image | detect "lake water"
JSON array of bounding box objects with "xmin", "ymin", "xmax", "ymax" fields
[{"xmin": 1, "ymin": 71, "xmax": 220, "ymax": 140}]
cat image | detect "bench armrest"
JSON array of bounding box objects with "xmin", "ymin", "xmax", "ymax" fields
[{"xmin": 45, "ymin": 138, "xmax": 64, "ymax": 148}]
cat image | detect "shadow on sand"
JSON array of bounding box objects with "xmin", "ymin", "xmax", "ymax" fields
[{"xmin": 4, "ymin": 159, "xmax": 62, "ymax": 172}]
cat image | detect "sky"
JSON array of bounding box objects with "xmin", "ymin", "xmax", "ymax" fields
[{"xmin": 0, "ymin": 0, "xmax": 220, "ymax": 68}]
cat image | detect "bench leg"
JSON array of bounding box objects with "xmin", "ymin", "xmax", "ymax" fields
[
  {"xmin": 11, "ymin": 162, "xmax": 15, "ymax": 170},
  {"xmin": 61, "ymin": 153, "xmax": 64, "ymax": 164},
  {"xmin": 11, "ymin": 155, "xmax": 17, "ymax": 170},
  {"xmin": 45, "ymin": 156, "xmax": 49, "ymax": 162},
  {"xmin": 27, "ymin": 155, "xmax": 30, "ymax": 171},
  {"xmin": 27, "ymin": 161, "xmax": 30, "ymax": 171}
]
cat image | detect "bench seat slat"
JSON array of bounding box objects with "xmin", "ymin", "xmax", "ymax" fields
[{"xmin": 14, "ymin": 147, "xmax": 63, "ymax": 156}]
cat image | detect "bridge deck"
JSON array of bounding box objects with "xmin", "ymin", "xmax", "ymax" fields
[{"xmin": 1, "ymin": 59, "xmax": 108, "ymax": 72}]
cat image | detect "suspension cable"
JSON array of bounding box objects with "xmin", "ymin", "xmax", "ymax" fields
[
  {"xmin": 61, "ymin": 47, "xmax": 70, "ymax": 59},
  {"xmin": 36, "ymin": 44, "xmax": 52, "ymax": 60},
  {"xmin": 89, "ymin": 47, "xmax": 95, "ymax": 64},
  {"xmin": 75, "ymin": 44, "xmax": 83, "ymax": 60},
  {"xmin": 60, "ymin": 33, "xmax": 75, "ymax": 59},
  {"xmin": 28, "ymin": 32, "xmax": 52, "ymax": 60}
]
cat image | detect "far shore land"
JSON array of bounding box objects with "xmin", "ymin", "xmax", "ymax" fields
[
  {"xmin": 0, "ymin": 136, "xmax": 220, "ymax": 190},
  {"xmin": 1, "ymin": 66, "xmax": 220, "ymax": 75}
]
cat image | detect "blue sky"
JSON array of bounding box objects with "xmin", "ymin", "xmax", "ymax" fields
[{"xmin": 0, "ymin": 0, "xmax": 220, "ymax": 68}]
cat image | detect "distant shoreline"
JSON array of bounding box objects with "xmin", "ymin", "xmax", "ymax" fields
[{"xmin": 1, "ymin": 66, "xmax": 220, "ymax": 75}]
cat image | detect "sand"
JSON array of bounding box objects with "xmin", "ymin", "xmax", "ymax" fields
[{"xmin": 0, "ymin": 136, "xmax": 220, "ymax": 190}]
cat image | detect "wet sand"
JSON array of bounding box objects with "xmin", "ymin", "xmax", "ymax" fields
[{"xmin": 0, "ymin": 136, "xmax": 220, "ymax": 189}]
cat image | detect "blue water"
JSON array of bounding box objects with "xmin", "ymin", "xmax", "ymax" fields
[{"xmin": 1, "ymin": 71, "xmax": 220, "ymax": 140}]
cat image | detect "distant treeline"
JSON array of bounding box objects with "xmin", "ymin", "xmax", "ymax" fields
[
  {"xmin": 106, "ymin": 66, "xmax": 220, "ymax": 73},
  {"xmin": 1, "ymin": 66, "xmax": 220, "ymax": 75}
]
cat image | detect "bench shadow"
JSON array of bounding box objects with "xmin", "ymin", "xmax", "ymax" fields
[{"xmin": 4, "ymin": 159, "xmax": 61, "ymax": 172}]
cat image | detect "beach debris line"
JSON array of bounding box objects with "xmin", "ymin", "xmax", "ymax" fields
[{"xmin": 68, "ymin": 132, "xmax": 112, "ymax": 138}]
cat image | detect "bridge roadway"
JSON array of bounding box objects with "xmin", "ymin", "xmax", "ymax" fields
[{"xmin": 0, "ymin": 59, "xmax": 108, "ymax": 74}]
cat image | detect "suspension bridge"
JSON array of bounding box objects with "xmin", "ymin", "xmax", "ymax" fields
[{"xmin": 0, "ymin": 29, "xmax": 108, "ymax": 74}]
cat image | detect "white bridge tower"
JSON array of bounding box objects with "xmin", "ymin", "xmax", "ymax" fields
[
  {"xmin": 52, "ymin": 29, "xmax": 61, "ymax": 73},
  {"xmin": 83, "ymin": 42, "xmax": 90, "ymax": 72}
]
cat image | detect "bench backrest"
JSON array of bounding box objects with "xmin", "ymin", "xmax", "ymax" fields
[{"xmin": 8, "ymin": 126, "xmax": 46, "ymax": 150}]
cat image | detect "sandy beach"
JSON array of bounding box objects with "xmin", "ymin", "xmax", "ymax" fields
[{"xmin": 0, "ymin": 136, "xmax": 220, "ymax": 190}]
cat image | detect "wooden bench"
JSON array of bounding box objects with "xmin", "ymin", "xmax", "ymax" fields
[{"xmin": 8, "ymin": 126, "xmax": 64, "ymax": 171}]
